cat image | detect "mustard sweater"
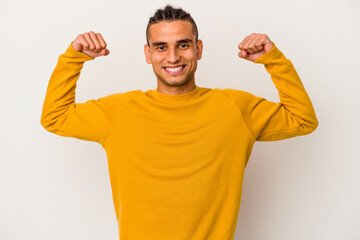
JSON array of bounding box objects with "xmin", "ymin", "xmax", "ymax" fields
[{"xmin": 41, "ymin": 42, "xmax": 318, "ymax": 240}]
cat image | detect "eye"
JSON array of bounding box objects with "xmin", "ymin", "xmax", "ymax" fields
[
  {"xmin": 179, "ymin": 44, "xmax": 188, "ymax": 49},
  {"xmin": 157, "ymin": 46, "xmax": 166, "ymax": 51}
]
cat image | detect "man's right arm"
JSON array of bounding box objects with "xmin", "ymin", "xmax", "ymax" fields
[{"xmin": 40, "ymin": 32, "xmax": 126, "ymax": 145}]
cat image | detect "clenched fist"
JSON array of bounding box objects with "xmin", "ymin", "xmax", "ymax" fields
[
  {"xmin": 72, "ymin": 31, "xmax": 110, "ymax": 58},
  {"xmin": 238, "ymin": 33, "xmax": 274, "ymax": 62}
]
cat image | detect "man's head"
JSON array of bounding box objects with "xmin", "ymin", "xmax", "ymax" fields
[{"xmin": 144, "ymin": 5, "xmax": 203, "ymax": 92}]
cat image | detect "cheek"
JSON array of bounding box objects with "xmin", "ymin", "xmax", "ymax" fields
[
  {"xmin": 184, "ymin": 52, "xmax": 198, "ymax": 67},
  {"xmin": 151, "ymin": 55, "xmax": 164, "ymax": 66},
  {"xmin": 184, "ymin": 51, "xmax": 197, "ymax": 62}
]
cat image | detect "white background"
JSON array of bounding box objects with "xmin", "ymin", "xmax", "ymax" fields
[{"xmin": 1, "ymin": 0, "xmax": 359, "ymax": 239}]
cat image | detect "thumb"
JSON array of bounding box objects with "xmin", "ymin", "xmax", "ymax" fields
[
  {"xmin": 72, "ymin": 41, "xmax": 83, "ymax": 52},
  {"xmin": 241, "ymin": 50, "xmax": 247, "ymax": 58},
  {"xmin": 101, "ymin": 48, "xmax": 110, "ymax": 56},
  {"xmin": 238, "ymin": 50, "xmax": 247, "ymax": 58}
]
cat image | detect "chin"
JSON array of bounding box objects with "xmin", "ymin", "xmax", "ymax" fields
[{"xmin": 161, "ymin": 78, "xmax": 190, "ymax": 87}]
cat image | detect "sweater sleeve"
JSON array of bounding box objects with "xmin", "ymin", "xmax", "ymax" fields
[
  {"xmin": 220, "ymin": 42, "xmax": 318, "ymax": 141},
  {"xmin": 40, "ymin": 41, "xmax": 126, "ymax": 145}
]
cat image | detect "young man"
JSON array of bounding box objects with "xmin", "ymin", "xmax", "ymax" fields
[{"xmin": 41, "ymin": 5, "xmax": 318, "ymax": 240}]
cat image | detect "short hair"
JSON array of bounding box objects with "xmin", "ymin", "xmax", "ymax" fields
[{"xmin": 146, "ymin": 5, "xmax": 199, "ymax": 46}]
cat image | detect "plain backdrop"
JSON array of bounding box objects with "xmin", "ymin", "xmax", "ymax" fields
[{"xmin": 1, "ymin": 0, "xmax": 359, "ymax": 239}]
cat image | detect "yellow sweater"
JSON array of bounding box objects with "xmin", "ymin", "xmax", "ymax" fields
[{"xmin": 41, "ymin": 42, "xmax": 318, "ymax": 240}]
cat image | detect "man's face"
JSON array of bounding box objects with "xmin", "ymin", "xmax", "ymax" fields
[{"xmin": 144, "ymin": 20, "xmax": 203, "ymax": 89}]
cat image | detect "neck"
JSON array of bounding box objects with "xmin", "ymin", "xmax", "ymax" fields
[{"xmin": 156, "ymin": 79, "xmax": 196, "ymax": 95}]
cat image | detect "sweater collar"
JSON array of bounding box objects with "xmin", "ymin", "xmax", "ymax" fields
[{"xmin": 147, "ymin": 85, "xmax": 202, "ymax": 104}]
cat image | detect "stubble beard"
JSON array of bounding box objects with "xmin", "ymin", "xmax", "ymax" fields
[
  {"xmin": 157, "ymin": 73, "xmax": 195, "ymax": 88},
  {"xmin": 161, "ymin": 77, "xmax": 191, "ymax": 87}
]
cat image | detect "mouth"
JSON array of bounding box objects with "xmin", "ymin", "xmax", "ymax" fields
[{"xmin": 163, "ymin": 65, "xmax": 186, "ymax": 75}]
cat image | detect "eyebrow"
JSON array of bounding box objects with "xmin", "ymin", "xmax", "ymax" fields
[
  {"xmin": 177, "ymin": 38, "xmax": 193, "ymax": 44},
  {"xmin": 151, "ymin": 38, "xmax": 193, "ymax": 47}
]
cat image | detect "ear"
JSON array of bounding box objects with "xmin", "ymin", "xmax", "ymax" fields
[
  {"xmin": 144, "ymin": 44, "xmax": 152, "ymax": 64},
  {"xmin": 196, "ymin": 39, "xmax": 203, "ymax": 60}
]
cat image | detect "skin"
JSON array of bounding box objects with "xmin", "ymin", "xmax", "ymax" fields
[
  {"xmin": 238, "ymin": 33, "xmax": 274, "ymax": 62},
  {"xmin": 72, "ymin": 31, "xmax": 110, "ymax": 58},
  {"xmin": 71, "ymin": 26, "xmax": 274, "ymax": 95},
  {"xmin": 144, "ymin": 20, "xmax": 203, "ymax": 95}
]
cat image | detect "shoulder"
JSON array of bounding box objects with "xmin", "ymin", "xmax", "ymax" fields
[
  {"xmin": 96, "ymin": 89, "xmax": 143, "ymax": 104},
  {"xmin": 214, "ymin": 88, "xmax": 256, "ymax": 100},
  {"xmin": 213, "ymin": 88, "xmax": 266, "ymax": 110}
]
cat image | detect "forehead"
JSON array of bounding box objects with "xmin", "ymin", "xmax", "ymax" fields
[{"xmin": 148, "ymin": 20, "xmax": 195, "ymax": 43}]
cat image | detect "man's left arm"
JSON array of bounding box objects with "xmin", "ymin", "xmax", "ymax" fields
[{"xmin": 233, "ymin": 33, "xmax": 318, "ymax": 141}]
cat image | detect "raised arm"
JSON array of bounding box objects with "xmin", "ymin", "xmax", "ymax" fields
[
  {"xmin": 40, "ymin": 32, "xmax": 125, "ymax": 145},
  {"xmin": 221, "ymin": 33, "xmax": 318, "ymax": 141}
]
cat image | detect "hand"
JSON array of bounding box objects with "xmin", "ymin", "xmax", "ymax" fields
[
  {"xmin": 72, "ymin": 31, "xmax": 110, "ymax": 58},
  {"xmin": 238, "ymin": 33, "xmax": 274, "ymax": 62}
]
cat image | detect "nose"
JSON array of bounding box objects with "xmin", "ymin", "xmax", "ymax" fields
[{"xmin": 166, "ymin": 47, "xmax": 181, "ymax": 64}]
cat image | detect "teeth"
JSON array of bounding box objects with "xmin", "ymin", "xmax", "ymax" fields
[{"xmin": 166, "ymin": 66, "xmax": 183, "ymax": 72}]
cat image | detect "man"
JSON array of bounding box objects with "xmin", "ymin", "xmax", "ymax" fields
[{"xmin": 41, "ymin": 5, "xmax": 318, "ymax": 240}]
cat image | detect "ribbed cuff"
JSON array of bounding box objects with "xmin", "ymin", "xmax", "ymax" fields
[{"xmin": 254, "ymin": 42, "xmax": 291, "ymax": 73}]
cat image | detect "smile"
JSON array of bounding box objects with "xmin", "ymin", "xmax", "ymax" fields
[{"xmin": 163, "ymin": 65, "xmax": 185, "ymax": 74}]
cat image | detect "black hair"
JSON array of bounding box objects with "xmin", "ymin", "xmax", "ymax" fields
[{"xmin": 146, "ymin": 5, "xmax": 198, "ymax": 45}]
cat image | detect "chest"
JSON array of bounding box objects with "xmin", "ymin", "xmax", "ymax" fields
[{"xmin": 104, "ymin": 97, "xmax": 252, "ymax": 169}]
